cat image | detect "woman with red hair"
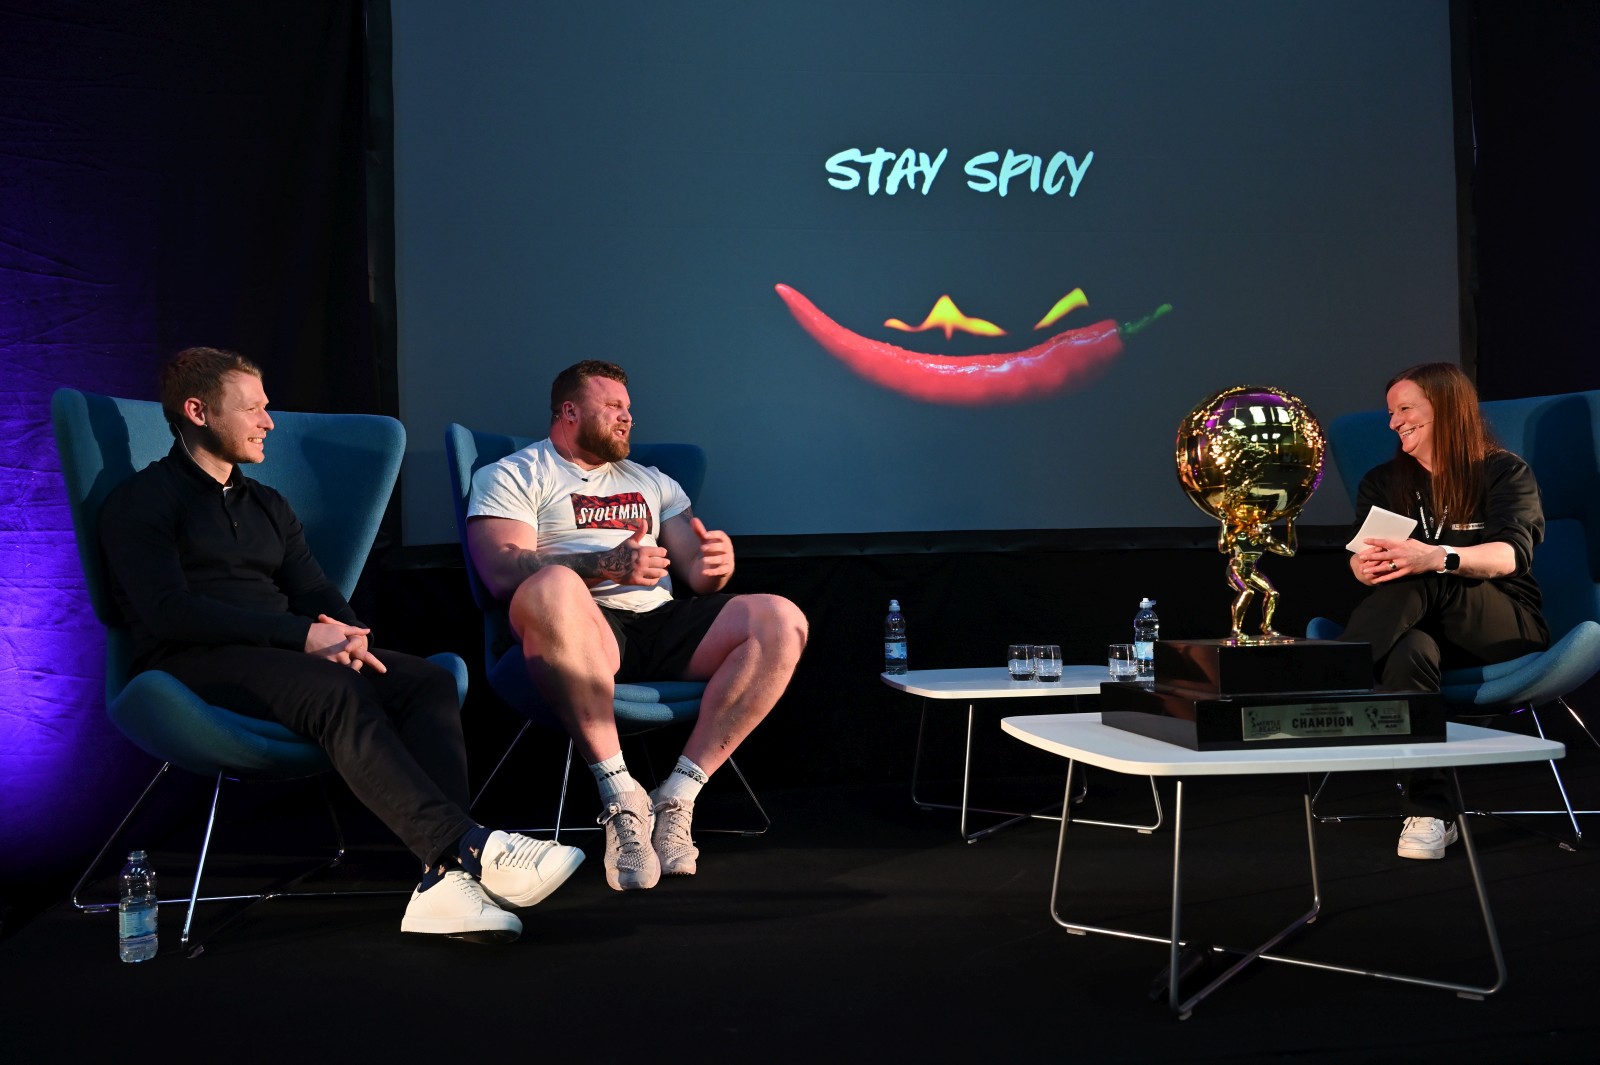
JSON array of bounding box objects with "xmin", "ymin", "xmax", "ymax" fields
[{"xmin": 1343, "ymin": 362, "xmax": 1548, "ymax": 859}]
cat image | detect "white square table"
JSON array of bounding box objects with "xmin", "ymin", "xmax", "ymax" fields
[
  {"xmin": 1001, "ymin": 711, "xmax": 1566, "ymax": 1018},
  {"xmin": 880, "ymin": 666, "xmax": 1161, "ymax": 842}
]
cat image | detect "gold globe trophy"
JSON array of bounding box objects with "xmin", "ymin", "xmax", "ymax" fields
[
  {"xmin": 1176, "ymin": 385, "xmax": 1325, "ymax": 641},
  {"xmin": 1099, "ymin": 384, "xmax": 1442, "ymax": 751}
]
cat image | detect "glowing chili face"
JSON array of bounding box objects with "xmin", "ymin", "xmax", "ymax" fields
[{"xmin": 775, "ymin": 283, "xmax": 1163, "ymax": 406}]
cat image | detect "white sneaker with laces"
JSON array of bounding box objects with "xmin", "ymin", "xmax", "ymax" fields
[
  {"xmin": 400, "ymin": 870, "xmax": 521, "ymax": 942},
  {"xmin": 1397, "ymin": 815, "xmax": 1459, "ymax": 859},
  {"xmin": 600, "ymin": 788, "xmax": 660, "ymax": 891},
  {"xmin": 478, "ymin": 831, "xmax": 584, "ymax": 908},
  {"xmin": 652, "ymin": 796, "xmax": 699, "ymax": 876}
]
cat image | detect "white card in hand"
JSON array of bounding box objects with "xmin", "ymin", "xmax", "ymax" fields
[{"xmin": 1345, "ymin": 505, "xmax": 1417, "ymax": 553}]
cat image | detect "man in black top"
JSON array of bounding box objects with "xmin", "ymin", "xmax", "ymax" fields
[{"xmin": 99, "ymin": 347, "xmax": 582, "ymax": 941}]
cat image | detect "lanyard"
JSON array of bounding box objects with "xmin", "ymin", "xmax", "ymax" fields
[{"xmin": 1413, "ymin": 490, "xmax": 1448, "ymax": 542}]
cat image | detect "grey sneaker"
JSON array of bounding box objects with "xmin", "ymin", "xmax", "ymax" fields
[
  {"xmin": 652, "ymin": 796, "xmax": 699, "ymax": 876},
  {"xmin": 400, "ymin": 870, "xmax": 521, "ymax": 942},
  {"xmin": 599, "ymin": 788, "xmax": 660, "ymax": 891},
  {"xmin": 478, "ymin": 831, "xmax": 585, "ymax": 908},
  {"xmin": 1397, "ymin": 816, "xmax": 1459, "ymax": 859}
]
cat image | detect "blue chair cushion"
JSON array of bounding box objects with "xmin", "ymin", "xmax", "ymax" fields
[
  {"xmin": 1306, "ymin": 617, "xmax": 1345, "ymax": 641},
  {"xmin": 487, "ymin": 645, "xmax": 704, "ymax": 728},
  {"xmin": 1307, "ymin": 615, "xmax": 1600, "ymax": 712},
  {"xmin": 109, "ymin": 670, "xmax": 333, "ymax": 779},
  {"xmin": 1441, "ymin": 622, "xmax": 1600, "ymax": 709},
  {"xmin": 107, "ymin": 652, "xmax": 469, "ymax": 780}
]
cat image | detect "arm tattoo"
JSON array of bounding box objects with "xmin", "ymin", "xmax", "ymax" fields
[{"xmin": 512, "ymin": 542, "xmax": 632, "ymax": 583}]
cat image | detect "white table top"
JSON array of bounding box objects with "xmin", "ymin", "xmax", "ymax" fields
[
  {"xmin": 1001, "ymin": 712, "xmax": 1565, "ymax": 777},
  {"xmin": 880, "ymin": 665, "xmax": 1109, "ymax": 698}
]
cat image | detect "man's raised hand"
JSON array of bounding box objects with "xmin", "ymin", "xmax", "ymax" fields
[{"xmin": 690, "ymin": 516, "xmax": 734, "ymax": 581}]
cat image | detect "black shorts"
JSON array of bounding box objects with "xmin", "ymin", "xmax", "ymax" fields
[{"xmin": 599, "ymin": 594, "xmax": 732, "ymax": 682}]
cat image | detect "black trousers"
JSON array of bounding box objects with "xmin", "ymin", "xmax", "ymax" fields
[
  {"xmin": 1340, "ymin": 574, "xmax": 1546, "ymax": 815},
  {"xmin": 154, "ymin": 645, "xmax": 476, "ymax": 868},
  {"xmin": 1340, "ymin": 573, "xmax": 1546, "ymax": 690}
]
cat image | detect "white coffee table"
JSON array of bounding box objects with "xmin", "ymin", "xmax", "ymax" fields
[
  {"xmin": 1001, "ymin": 711, "xmax": 1566, "ymax": 1018},
  {"xmin": 880, "ymin": 666, "xmax": 1161, "ymax": 842}
]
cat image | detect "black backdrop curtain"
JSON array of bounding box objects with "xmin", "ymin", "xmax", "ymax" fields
[
  {"xmin": 1, "ymin": 0, "xmax": 382, "ymax": 412},
  {"xmin": 0, "ymin": 0, "xmax": 380, "ymax": 912},
  {"xmin": 1461, "ymin": 0, "xmax": 1600, "ymax": 400}
]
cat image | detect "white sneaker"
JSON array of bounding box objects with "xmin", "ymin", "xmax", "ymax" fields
[
  {"xmin": 400, "ymin": 870, "xmax": 521, "ymax": 942},
  {"xmin": 1397, "ymin": 816, "xmax": 1459, "ymax": 860},
  {"xmin": 652, "ymin": 796, "xmax": 699, "ymax": 877},
  {"xmin": 478, "ymin": 831, "xmax": 585, "ymax": 908},
  {"xmin": 599, "ymin": 788, "xmax": 660, "ymax": 891}
]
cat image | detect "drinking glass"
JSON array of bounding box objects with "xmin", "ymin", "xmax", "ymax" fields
[
  {"xmin": 1033, "ymin": 644, "xmax": 1063, "ymax": 682},
  {"xmin": 1108, "ymin": 643, "xmax": 1138, "ymax": 681},
  {"xmin": 1007, "ymin": 644, "xmax": 1035, "ymax": 680}
]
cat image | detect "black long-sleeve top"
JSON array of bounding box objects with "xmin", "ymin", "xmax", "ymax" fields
[
  {"xmin": 1352, "ymin": 448, "xmax": 1549, "ymax": 642},
  {"xmin": 99, "ymin": 443, "xmax": 362, "ymax": 671}
]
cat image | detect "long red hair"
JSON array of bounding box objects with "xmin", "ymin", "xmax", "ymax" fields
[{"xmin": 1386, "ymin": 362, "xmax": 1500, "ymax": 526}]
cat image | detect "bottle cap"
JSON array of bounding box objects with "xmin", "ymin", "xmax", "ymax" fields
[
  {"xmin": 889, "ymin": 599, "xmax": 901, "ymax": 610},
  {"xmin": 1140, "ymin": 598, "xmax": 1156, "ymax": 608}
]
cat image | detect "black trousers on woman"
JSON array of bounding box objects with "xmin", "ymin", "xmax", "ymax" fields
[
  {"xmin": 152, "ymin": 645, "xmax": 477, "ymax": 868},
  {"xmin": 1341, "ymin": 574, "xmax": 1547, "ymax": 815}
]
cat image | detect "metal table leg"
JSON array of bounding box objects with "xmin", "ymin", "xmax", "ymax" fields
[
  {"xmin": 1254, "ymin": 769, "xmax": 1507, "ymax": 1000},
  {"xmin": 1048, "ymin": 768, "xmax": 1508, "ymax": 1017},
  {"xmin": 911, "ymin": 700, "xmax": 1164, "ymax": 843}
]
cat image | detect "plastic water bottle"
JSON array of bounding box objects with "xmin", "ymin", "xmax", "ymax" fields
[
  {"xmin": 884, "ymin": 599, "xmax": 907, "ymax": 675},
  {"xmin": 118, "ymin": 850, "xmax": 158, "ymax": 963},
  {"xmin": 1133, "ymin": 598, "xmax": 1159, "ymax": 679}
]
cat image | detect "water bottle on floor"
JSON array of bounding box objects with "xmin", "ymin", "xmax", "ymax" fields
[
  {"xmin": 118, "ymin": 850, "xmax": 158, "ymax": 963},
  {"xmin": 1133, "ymin": 598, "xmax": 1159, "ymax": 679},
  {"xmin": 884, "ymin": 599, "xmax": 907, "ymax": 675}
]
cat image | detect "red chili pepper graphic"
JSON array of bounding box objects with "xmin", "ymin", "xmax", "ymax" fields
[{"xmin": 775, "ymin": 283, "xmax": 1153, "ymax": 405}]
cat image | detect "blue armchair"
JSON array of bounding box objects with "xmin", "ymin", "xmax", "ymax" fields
[
  {"xmin": 53, "ymin": 388, "xmax": 468, "ymax": 953},
  {"xmin": 1310, "ymin": 389, "xmax": 1600, "ymax": 844},
  {"xmin": 443, "ymin": 423, "xmax": 767, "ymax": 839}
]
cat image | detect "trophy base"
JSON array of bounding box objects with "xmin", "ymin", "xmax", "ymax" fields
[
  {"xmin": 1100, "ymin": 638, "xmax": 1445, "ymax": 751},
  {"xmin": 1099, "ymin": 683, "xmax": 1446, "ymax": 751},
  {"xmin": 1156, "ymin": 638, "xmax": 1373, "ymax": 696}
]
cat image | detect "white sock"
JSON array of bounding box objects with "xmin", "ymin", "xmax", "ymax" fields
[
  {"xmin": 653, "ymin": 756, "xmax": 709, "ymax": 804},
  {"xmin": 589, "ymin": 752, "xmax": 638, "ymax": 804}
]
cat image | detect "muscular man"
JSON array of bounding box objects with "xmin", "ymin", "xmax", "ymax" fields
[
  {"xmin": 101, "ymin": 347, "xmax": 583, "ymax": 941},
  {"xmin": 466, "ymin": 360, "xmax": 808, "ymax": 890}
]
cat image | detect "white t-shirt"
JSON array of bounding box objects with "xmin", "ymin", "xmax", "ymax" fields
[{"xmin": 467, "ymin": 437, "xmax": 691, "ymax": 613}]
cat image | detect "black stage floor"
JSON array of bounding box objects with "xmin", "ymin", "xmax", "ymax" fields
[{"xmin": 4, "ymin": 755, "xmax": 1599, "ymax": 1064}]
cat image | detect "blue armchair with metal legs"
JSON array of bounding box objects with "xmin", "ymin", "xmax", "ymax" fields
[
  {"xmin": 53, "ymin": 388, "xmax": 468, "ymax": 955},
  {"xmin": 1308, "ymin": 389, "xmax": 1600, "ymax": 845},
  {"xmin": 443, "ymin": 423, "xmax": 767, "ymax": 838}
]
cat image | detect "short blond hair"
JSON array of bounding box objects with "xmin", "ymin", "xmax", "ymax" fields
[{"xmin": 160, "ymin": 347, "xmax": 261, "ymax": 437}]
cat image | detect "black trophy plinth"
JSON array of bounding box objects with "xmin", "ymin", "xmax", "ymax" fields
[{"xmin": 1100, "ymin": 639, "xmax": 1445, "ymax": 751}]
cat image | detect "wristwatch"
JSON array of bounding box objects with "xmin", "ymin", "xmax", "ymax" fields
[{"xmin": 1437, "ymin": 545, "xmax": 1460, "ymax": 573}]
